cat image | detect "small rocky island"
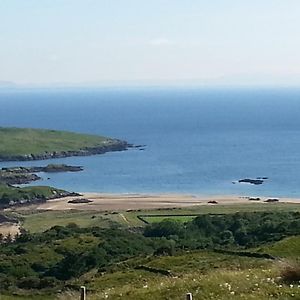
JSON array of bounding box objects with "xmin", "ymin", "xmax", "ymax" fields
[
  {"xmin": 237, "ymin": 177, "xmax": 269, "ymax": 185},
  {"xmin": 0, "ymin": 164, "xmax": 83, "ymax": 185}
]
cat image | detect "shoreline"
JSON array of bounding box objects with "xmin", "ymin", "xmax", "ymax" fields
[{"xmin": 10, "ymin": 192, "xmax": 300, "ymax": 211}]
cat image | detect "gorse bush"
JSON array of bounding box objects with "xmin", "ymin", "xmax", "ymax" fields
[{"xmin": 280, "ymin": 262, "xmax": 300, "ymax": 283}]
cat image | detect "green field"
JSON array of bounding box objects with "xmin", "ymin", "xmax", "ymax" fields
[
  {"xmin": 7, "ymin": 202, "xmax": 300, "ymax": 233},
  {"xmin": 9, "ymin": 210, "xmax": 128, "ymax": 233},
  {"xmin": 0, "ymin": 127, "xmax": 118, "ymax": 158}
]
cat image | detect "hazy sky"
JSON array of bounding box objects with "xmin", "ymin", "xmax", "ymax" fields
[{"xmin": 1, "ymin": 0, "xmax": 300, "ymax": 86}]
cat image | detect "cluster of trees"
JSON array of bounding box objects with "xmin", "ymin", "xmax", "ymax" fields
[
  {"xmin": 0, "ymin": 211, "xmax": 299, "ymax": 291},
  {"xmin": 144, "ymin": 211, "xmax": 300, "ymax": 248}
]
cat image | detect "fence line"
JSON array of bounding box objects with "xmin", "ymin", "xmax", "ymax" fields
[{"xmin": 79, "ymin": 286, "xmax": 193, "ymax": 299}]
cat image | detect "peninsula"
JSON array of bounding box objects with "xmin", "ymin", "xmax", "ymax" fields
[{"xmin": 0, "ymin": 127, "xmax": 130, "ymax": 161}]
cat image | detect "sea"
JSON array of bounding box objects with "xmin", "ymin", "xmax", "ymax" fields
[{"xmin": 0, "ymin": 87, "xmax": 300, "ymax": 198}]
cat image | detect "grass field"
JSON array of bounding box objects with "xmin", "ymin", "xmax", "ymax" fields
[
  {"xmin": 6, "ymin": 202, "xmax": 300, "ymax": 234},
  {"xmin": 8, "ymin": 210, "xmax": 128, "ymax": 233},
  {"xmin": 0, "ymin": 127, "xmax": 114, "ymax": 157}
]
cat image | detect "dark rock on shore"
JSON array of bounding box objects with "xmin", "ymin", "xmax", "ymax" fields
[
  {"xmin": 248, "ymin": 197, "xmax": 261, "ymax": 201},
  {"xmin": 68, "ymin": 198, "xmax": 93, "ymax": 204},
  {"xmin": 265, "ymin": 198, "xmax": 279, "ymax": 203}
]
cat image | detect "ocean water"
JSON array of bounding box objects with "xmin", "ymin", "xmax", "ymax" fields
[{"xmin": 0, "ymin": 87, "xmax": 300, "ymax": 198}]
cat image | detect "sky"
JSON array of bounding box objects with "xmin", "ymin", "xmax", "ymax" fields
[{"xmin": 1, "ymin": 0, "xmax": 300, "ymax": 86}]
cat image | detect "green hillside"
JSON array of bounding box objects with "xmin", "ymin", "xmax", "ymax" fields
[{"xmin": 0, "ymin": 127, "xmax": 127, "ymax": 160}]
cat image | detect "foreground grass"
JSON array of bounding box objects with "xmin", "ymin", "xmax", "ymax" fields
[
  {"xmin": 76, "ymin": 241, "xmax": 300, "ymax": 300},
  {"xmin": 0, "ymin": 127, "xmax": 112, "ymax": 157}
]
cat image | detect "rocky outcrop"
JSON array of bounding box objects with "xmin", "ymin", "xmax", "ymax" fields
[
  {"xmin": 0, "ymin": 172, "xmax": 40, "ymax": 185},
  {"xmin": 30, "ymin": 164, "xmax": 83, "ymax": 173},
  {"xmin": 264, "ymin": 198, "xmax": 279, "ymax": 203},
  {"xmin": 0, "ymin": 190, "xmax": 80, "ymax": 209},
  {"xmin": 238, "ymin": 178, "xmax": 264, "ymax": 185},
  {"xmin": 0, "ymin": 164, "xmax": 83, "ymax": 185},
  {"xmin": 0, "ymin": 139, "xmax": 130, "ymax": 162},
  {"xmin": 68, "ymin": 198, "xmax": 93, "ymax": 204},
  {"xmin": 0, "ymin": 214, "xmax": 18, "ymax": 224}
]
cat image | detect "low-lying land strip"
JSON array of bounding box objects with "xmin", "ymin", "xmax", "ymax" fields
[{"xmin": 16, "ymin": 193, "xmax": 300, "ymax": 211}]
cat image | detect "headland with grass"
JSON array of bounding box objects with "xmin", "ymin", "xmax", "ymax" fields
[{"xmin": 0, "ymin": 127, "xmax": 130, "ymax": 161}]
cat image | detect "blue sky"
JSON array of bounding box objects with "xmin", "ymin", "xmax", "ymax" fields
[{"xmin": 1, "ymin": 0, "xmax": 300, "ymax": 86}]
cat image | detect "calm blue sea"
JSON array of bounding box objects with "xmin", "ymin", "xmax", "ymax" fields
[{"xmin": 0, "ymin": 87, "xmax": 300, "ymax": 198}]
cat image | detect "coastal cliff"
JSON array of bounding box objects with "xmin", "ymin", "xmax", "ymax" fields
[{"xmin": 0, "ymin": 140, "xmax": 129, "ymax": 162}]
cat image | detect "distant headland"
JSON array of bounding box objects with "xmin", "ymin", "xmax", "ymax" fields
[{"xmin": 0, "ymin": 127, "xmax": 131, "ymax": 161}]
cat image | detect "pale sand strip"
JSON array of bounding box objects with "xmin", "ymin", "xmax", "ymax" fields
[{"xmin": 14, "ymin": 193, "xmax": 300, "ymax": 211}]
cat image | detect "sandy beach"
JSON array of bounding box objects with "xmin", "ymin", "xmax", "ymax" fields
[{"xmin": 13, "ymin": 193, "xmax": 300, "ymax": 211}]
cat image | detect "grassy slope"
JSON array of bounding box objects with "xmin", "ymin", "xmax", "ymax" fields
[
  {"xmin": 260, "ymin": 236, "xmax": 300, "ymax": 259},
  {"xmin": 3, "ymin": 238, "xmax": 300, "ymax": 300},
  {"xmin": 77, "ymin": 238, "xmax": 300, "ymax": 300},
  {"xmin": 0, "ymin": 127, "xmax": 112, "ymax": 157}
]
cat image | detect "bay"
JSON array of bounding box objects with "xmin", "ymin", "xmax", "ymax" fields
[{"xmin": 0, "ymin": 87, "xmax": 300, "ymax": 198}]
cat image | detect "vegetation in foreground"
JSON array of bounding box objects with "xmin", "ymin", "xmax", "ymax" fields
[{"xmin": 0, "ymin": 211, "xmax": 299, "ymax": 299}]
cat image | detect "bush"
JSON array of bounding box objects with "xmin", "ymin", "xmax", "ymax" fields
[
  {"xmin": 280, "ymin": 262, "xmax": 300, "ymax": 283},
  {"xmin": 17, "ymin": 276, "xmax": 40, "ymax": 289}
]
